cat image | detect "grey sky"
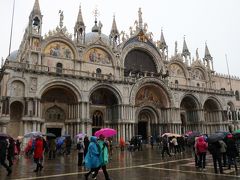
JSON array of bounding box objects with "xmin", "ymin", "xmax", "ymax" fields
[{"xmin": 0, "ymin": 0, "xmax": 239, "ymax": 77}]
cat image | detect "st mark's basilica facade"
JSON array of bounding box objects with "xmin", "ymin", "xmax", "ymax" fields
[{"xmin": 0, "ymin": 0, "xmax": 240, "ymax": 141}]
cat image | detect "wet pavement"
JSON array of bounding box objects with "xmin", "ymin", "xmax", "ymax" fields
[{"xmin": 0, "ymin": 145, "xmax": 240, "ymax": 180}]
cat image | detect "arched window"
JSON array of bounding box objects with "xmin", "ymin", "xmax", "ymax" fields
[
  {"xmin": 56, "ymin": 63, "xmax": 63, "ymax": 73},
  {"xmin": 236, "ymin": 90, "xmax": 240, "ymax": 101}
]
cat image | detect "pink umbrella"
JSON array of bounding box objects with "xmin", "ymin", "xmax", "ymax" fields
[
  {"xmin": 95, "ymin": 128, "xmax": 117, "ymax": 138},
  {"xmin": 75, "ymin": 133, "xmax": 86, "ymax": 139}
]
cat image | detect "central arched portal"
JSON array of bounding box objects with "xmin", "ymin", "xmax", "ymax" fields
[
  {"xmin": 41, "ymin": 85, "xmax": 78, "ymax": 137},
  {"xmin": 89, "ymin": 87, "xmax": 119, "ymax": 135},
  {"xmin": 137, "ymin": 108, "xmax": 157, "ymax": 142}
]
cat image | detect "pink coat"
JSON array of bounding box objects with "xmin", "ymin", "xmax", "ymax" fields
[{"xmin": 196, "ymin": 137, "xmax": 208, "ymax": 153}]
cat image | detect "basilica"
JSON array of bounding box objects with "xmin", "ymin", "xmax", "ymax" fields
[{"xmin": 0, "ymin": 0, "xmax": 240, "ymax": 142}]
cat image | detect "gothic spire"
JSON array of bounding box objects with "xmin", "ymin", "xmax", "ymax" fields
[
  {"xmin": 110, "ymin": 15, "xmax": 119, "ymax": 38},
  {"xmin": 204, "ymin": 43, "xmax": 212, "ymax": 61},
  {"xmin": 159, "ymin": 29, "xmax": 167, "ymax": 49},
  {"xmin": 138, "ymin": 8, "xmax": 143, "ymax": 29},
  {"xmin": 76, "ymin": 5, "xmax": 84, "ymax": 26},
  {"xmin": 181, "ymin": 36, "xmax": 190, "ymax": 57},
  {"xmin": 31, "ymin": 0, "xmax": 41, "ymax": 15}
]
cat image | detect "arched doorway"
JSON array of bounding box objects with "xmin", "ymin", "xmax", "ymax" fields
[
  {"xmin": 41, "ymin": 85, "xmax": 78, "ymax": 136},
  {"xmin": 180, "ymin": 95, "xmax": 200, "ymax": 132},
  {"xmin": 7, "ymin": 101, "xmax": 24, "ymax": 137},
  {"xmin": 89, "ymin": 87, "xmax": 119, "ymax": 135},
  {"xmin": 203, "ymin": 98, "xmax": 222, "ymax": 133},
  {"xmin": 137, "ymin": 108, "xmax": 157, "ymax": 143},
  {"xmin": 135, "ymin": 84, "xmax": 168, "ymax": 139}
]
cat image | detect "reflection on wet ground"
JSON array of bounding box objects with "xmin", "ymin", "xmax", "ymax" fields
[{"xmin": 1, "ymin": 145, "xmax": 239, "ymax": 180}]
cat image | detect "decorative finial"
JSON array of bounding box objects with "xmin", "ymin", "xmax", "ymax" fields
[
  {"xmin": 138, "ymin": 8, "xmax": 143, "ymax": 29},
  {"xmin": 59, "ymin": 10, "xmax": 64, "ymax": 29},
  {"xmin": 93, "ymin": 6, "xmax": 99, "ymax": 22}
]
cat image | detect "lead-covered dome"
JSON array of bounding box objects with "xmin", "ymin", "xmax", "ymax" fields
[{"xmin": 85, "ymin": 32, "xmax": 110, "ymax": 46}]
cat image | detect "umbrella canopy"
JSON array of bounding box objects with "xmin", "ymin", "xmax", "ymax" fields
[
  {"xmin": 234, "ymin": 129, "xmax": 240, "ymax": 134},
  {"xmin": 45, "ymin": 133, "xmax": 56, "ymax": 138},
  {"xmin": 24, "ymin": 131, "xmax": 43, "ymax": 138},
  {"xmin": 76, "ymin": 133, "xmax": 86, "ymax": 139},
  {"xmin": 62, "ymin": 134, "xmax": 70, "ymax": 137},
  {"xmin": 162, "ymin": 133, "xmax": 182, "ymax": 137},
  {"xmin": 207, "ymin": 133, "xmax": 225, "ymax": 143},
  {"xmin": 0, "ymin": 132, "xmax": 12, "ymax": 139},
  {"xmin": 95, "ymin": 128, "xmax": 117, "ymax": 138},
  {"xmin": 187, "ymin": 131, "xmax": 201, "ymax": 145}
]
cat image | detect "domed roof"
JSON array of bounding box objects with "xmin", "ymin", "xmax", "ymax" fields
[
  {"xmin": 85, "ymin": 32, "xmax": 110, "ymax": 46},
  {"xmin": 7, "ymin": 50, "xmax": 18, "ymax": 61}
]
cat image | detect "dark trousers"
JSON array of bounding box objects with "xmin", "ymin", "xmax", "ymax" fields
[
  {"xmin": 7, "ymin": 155, "xmax": 13, "ymax": 167},
  {"xmin": 34, "ymin": 158, "xmax": 43, "ymax": 172},
  {"xmin": 78, "ymin": 152, "xmax": 83, "ymax": 166},
  {"xmin": 221, "ymin": 152, "xmax": 227, "ymax": 166},
  {"xmin": 48, "ymin": 150, "xmax": 56, "ymax": 159},
  {"xmin": 198, "ymin": 152, "xmax": 206, "ymax": 168},
  {"xmin": 161, "ymin": 146, "xmax": 171, "ymax": 158},
  {"xmin": 0, "ymin": 158, "xmax": 10, "ymax": 171},
  {"xmin": 227, "ymin": 156, "xmax": 238, "ymax": 172},
  {"xmin": 212, "ymin": 154, "xmax": 223, "ymax": 174},
  {"xmin": 93, "ymin": 165, "xmax": 110, "ymax": 180}
]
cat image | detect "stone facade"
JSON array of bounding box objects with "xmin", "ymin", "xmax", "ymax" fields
[{"xmin": 1, "ymin": 0, "xmax": 240, "ymax": 141}]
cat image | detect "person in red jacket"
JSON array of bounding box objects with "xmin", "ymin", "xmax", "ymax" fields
[
  {"xmin": 33, "ymin": 136, "xmax": 44, "ymax": 172},
  {"xmin": 196, "ymin": 136, "xmax": 208, "ymax": 170}
]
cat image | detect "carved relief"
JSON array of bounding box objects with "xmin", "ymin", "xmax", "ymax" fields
[
  {"xmin": 30, "ymin": 77, "xmax": 37, "ymax": 92},
  {"xmin": 84, "ymin": 48, "xmax": 112, "ymax": 65},
  {"xmin": 11, "ymin": 81, "xmax": 25, "ymax": 97},
  {"xmin": 192, "ymin": 69, "xmax": 205, "ymax": 80},
  {"xmin": 44, "ymin": 41, "xmax": 74, "ymax": 59},
  {"xmin": 45, "ymin": 105, "xmax": 65, "ymax": 122},
  {"xmin": 169, "ymin": 64, "xmax": 185, "ymax": 77}
]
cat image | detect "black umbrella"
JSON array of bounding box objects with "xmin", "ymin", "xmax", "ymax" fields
[
  {"xmin": 45, "ymin": 133, "xmax": 56, "ymax": 138},
  {"xmin": 207, "ymin": 133, "xmax": 225, "ymax": 143},
  {"xmin": 0, "ymin": 132, "xmax": 12, "ymax": 139}
]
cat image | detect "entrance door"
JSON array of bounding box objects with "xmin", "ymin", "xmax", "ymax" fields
[
  {"xmin": 138, "ymin": 122, "xmax": 147, "ymax": 141},
  {"xmin": 47, "ymin": 128, "xmax": 62, "ymax": 137}
]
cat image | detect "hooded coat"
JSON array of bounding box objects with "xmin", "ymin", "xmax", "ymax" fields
[
  {"xmin": 84, "ymin": 136, "xmax": 100, "ymax": 169},
  {"xmin": 196, "ymin": 136, "xmax": 208, "ymax": 153}
]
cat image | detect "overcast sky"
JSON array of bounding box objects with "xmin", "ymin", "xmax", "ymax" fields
[{"xmin": 0, "ymin": 0, "xmax": 240, "ymax": 77}]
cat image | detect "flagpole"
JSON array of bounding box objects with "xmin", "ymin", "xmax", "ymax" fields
[
  {"xmin": 225, "ymin": 54, "xmax": 232, "ymax": 91},
  {"xmin": 8, "ymin": 0, "xmax": 15, "ymax": 56}
]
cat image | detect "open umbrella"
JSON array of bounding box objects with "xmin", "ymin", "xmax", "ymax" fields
[
  {"xmin": 75, "ymin": 133, "xmax": 86, "ymax": 139},
  {"xmin": 233, "ymin": 129, "xmax": 240, "ymax": 139},
  {"xmin": 0, "ymin": 132, "xmax": 12, "ymax": 139},
  {"xmin": 24, "ymin": 131, "xmax": 43, "ymax": 138},
  {"xmin": 95, "ymin": 128, "xmax": 117, "ymax": 138},
  {"xmin": 207, "ymin": 133, "xmax": 225, "ymax": 143},
  {"xmin": 162, "ymin": 133, "xmax": 181, "ymax": 137},
  {"xmin": 45, "ymin": 133, "xmax": 56, "ymax": 138},
  {"xmin": 187, "ymin": 131, "xmax": 201, "ymax": 145}
]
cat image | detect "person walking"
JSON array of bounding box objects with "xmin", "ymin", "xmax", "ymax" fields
[
  {"xmin": 84, "ymin": 136, "xmax": 101, "ymax": 180},
  {"xmin": 7, "ymin": 138, "xmax": 15, "ymax": 167},
  {"xmin": 171, "ymin": 136, "xmax": 178, "ymax": 154},
  {"xmin": 77, "ymin": 138, "xmax": 84, "ymax": 166},
  {"xmin": 208, "ymin": 141, "xmax": 224, "ymax": 174},
  {"xmin": 219, "ymin": 139, "xmax": 227, "ymax": 167},
  {"xmin": 225, "ymin": 134, "xmax": 238, "ymax": 173},
  {"xmin": 83, "ymin": 136, "xmax": 90, "ymax": 158},
  {"xmin": 196, "ymin": 136, "xmax": 208, "ymax": 170},
  {"xmin": 161, "ymin": 135, "xmax": 171, "ymax": 158},
  {"xmin": 33, "ymin": 136, "xmax": 44, "ymax": 172},
  {"xmin": 119, "ymin": 137, "xmax": 125, "ymax": 151},
  {"xmin": 0, "ymin": 138, "xmax": 12, "ymax": 176},
  {"xmin": 48, "ymin": 138, "xmax": 56, "ymax": 160},
  {"xmin": 150, "ymin": 136, "xmax": 154, "ymax": 149},
  {"xmin": 92, "ymin": 134, "xmax": 111, "ymax": 180}
]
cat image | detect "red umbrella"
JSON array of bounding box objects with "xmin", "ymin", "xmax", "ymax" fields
[{"xmin": 95, "ymin": 128, "xmax": 117, "ymax": 138}]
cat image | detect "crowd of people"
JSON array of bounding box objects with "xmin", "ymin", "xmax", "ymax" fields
[{"xmin": 0, "ymin": 131, "xmax": 239, "ymax": 178}]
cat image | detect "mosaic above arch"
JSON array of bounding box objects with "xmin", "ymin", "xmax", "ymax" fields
[
  {"xmin": 44, "ymin": 41, "xmax": 74, "ymax": 59},
  {"xmin": 169, "ymin": 64, "xmax": 185, "ymax": 77},
  {"xmin": 84, "ymin": 48, "xmax": 112, "ymax": 65}
]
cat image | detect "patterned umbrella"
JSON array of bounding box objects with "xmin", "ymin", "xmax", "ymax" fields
[
  {"xmin": 95, "ymin": 128, "xmax": 117, "ymax": 138},
  {"xmin": 24, "ymin": 131, "xmax": 43, "ymax": 138}
]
